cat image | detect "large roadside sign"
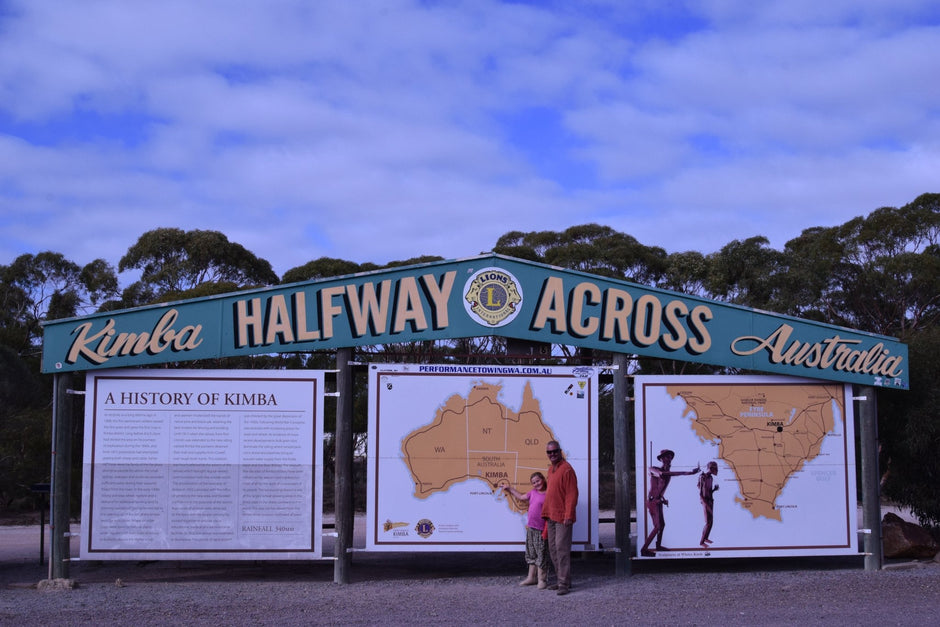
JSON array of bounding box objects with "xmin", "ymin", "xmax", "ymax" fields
[{"xmin": 43, "ymin": 254, "xmax": 908, "ymax": 389}]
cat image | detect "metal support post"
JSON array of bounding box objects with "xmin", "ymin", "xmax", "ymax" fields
[
  {"xmin": 613, "ymin": 353, "xmax": 631, "ymax": 576},
  {"xmin": 50, "ymin": 373, "xmax": 73, "ymax": 580},
  {"xmin": 857, "ymin": 385, "xmax": 883, "ymax": 571},
  {"xmin": 333, "ymin": 348, "xmax": 354, "ymax": 583}
]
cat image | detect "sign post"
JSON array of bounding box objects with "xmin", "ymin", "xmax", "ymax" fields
[
  {"xmin": 334, "ymin": 348, "xmax": 354, "ymax": 583},
  {"xmin": 858, "ymin": 386, "xmax": 883, "ymax": 571},
  {"xmin": 50, "ymin": 373, "xmax": 72, "ymax": 581},
  {"xmin": 613, "ymin": 353, "xmax": 631, "ymax": 576}
]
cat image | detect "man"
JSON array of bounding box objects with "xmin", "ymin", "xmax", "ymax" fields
[
  {"xmin": 699, "ymin": 461, "xmax": 719, "ymax": 547},
  {"xmin": 542, "ymin": 440, "xmax": 578, "ymax": 596},
  {"xmin": 640, "ymin": 449, "xmax": 699, "ymax": 557}
]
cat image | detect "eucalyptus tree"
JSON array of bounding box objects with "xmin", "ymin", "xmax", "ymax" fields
[
  {"xmin": 877, "ymin": 322, "xmax": 940, "ymax": 531},
  {"xmin": 494, "ymin": 224, "xmax": 669, "ymax": 284},
  {"xmin": 493, "ymin": 228, "xmax": 561, "ymax": 261},
  {"xmin": 782, "ymin": 194, "xmax": 940, "ymax": 530},
  {"xmin": 0, "ymin": 271, "xmax": 29, "ymax": 352},
  {"xmin": 0, "ymin": 252, "xmax": 117, "ymax": 512},
  {"xmin": 1, "ymin": 252, "xmax": 119, "ymax": 355},
  {"xmin": 281, "ymin": 257, "xmax": 376, "ymax": 284},
  {"xmin": 832, "ymin": 194, "xmax": 940, "ymax": 336},
  {"xmin": 659, "ymin": 250, "xmax": 711, "ymax": 298},
  {"xmin": 118, "ymin": 228, "xmax": 278, "ymax": 306},
  {"xmin": 706, "ymin": 236, "xmax": 784, "ymax": 311},
  {"xmin": 778, "ymin": 226, "xmax": 852, "ymax": 324}
]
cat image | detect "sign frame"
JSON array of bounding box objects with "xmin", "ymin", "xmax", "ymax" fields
[
  {"xmin": 80, "ymin": 369, "xmax": 326, "ymax": 561},
  {"xmin": 366, "ymin": 363, "xmax": 600, "ymax": 552},
  {"xmin": 634, "ymin": 374, "xmax": 858, "ymax": 559}
]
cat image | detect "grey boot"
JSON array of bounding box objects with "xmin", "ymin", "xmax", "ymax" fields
[
  {"xmin": 519, "ymin": 564, "xmax": 538, "ymax": 586},
  {"xmin": 537, "ymin": 567, "xmax": 548, "ymax": 589}
]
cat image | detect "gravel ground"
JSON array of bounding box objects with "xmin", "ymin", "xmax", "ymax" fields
[{"xmin": 3, "ymin": 517, "xmax": 939, "ymax": 626}]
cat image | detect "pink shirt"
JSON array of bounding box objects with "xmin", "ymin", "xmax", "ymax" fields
[{"xmin": 526, "ymin": 488, "xmax": 547, "ymax": 530}]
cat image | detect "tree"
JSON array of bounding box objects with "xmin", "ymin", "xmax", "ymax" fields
[
  {"xmin": 494, "ymin": 224, "xmax": 668, "ymax": 284},
  {"xmin": 0, "ymin": 273, "xmax": 30, "ymax": 352},
  {"xmin": 382, "ymin": 255, "xmax": 445, "ymax": 269},
  {"xmin": 706, "ymin": 236, "xmax": 783, "ymax": 310},
  {"xmin": 777, "ymin": 226, "xmax": 850, "ymax": 324},
  {"xmin": 831, "ymin": 196, "xmax": 940, "ymax": 336},
  {"xmin": 281, "ymin": 257, "xmax": 372, "ymax": 284},
  {"xmin": 878, "ymin": 324, "xmax": 940, "ymax": 532},
  {"xmin": 0, "ymin": 252, "xmax": 119, "ymax": 354},
  {"xmin": 119, "ymin": 228, "xmax": 278, "ymax": 304},
  {"xmin": 659, "ymin": 250, "xmax": 711, "ymax": 297},
  {"xmin": 0, "ymin": 252, "xmax": 115, "ymax": 512}
]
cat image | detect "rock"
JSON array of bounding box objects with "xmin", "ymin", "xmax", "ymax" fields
[{"xmin": 882, "ymin": 512, "xmax": 940, "ymax": 559}]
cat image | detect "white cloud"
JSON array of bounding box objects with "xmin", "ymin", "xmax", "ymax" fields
[{"xmin": 1, "ymin": 0, "xmax": 938, "ymax": 278}]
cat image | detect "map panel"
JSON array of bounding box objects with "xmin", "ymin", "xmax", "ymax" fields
[
  {"xmin": 635, "ymin": 375, "xmax": 858, "ymax": 559},
  {"xmin": 367, "ymin": 364, "xmax": 599, "ymax": 552}
]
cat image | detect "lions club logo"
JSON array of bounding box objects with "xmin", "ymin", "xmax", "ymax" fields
[
  {"xmin": 463, "ymin": 268, "xmax": 523, "ymax": 327},
  {"xmin": 415, "ymin": 518, "xmax": 436, "ymax": 538}
]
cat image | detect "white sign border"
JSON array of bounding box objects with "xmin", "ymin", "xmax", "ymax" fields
[
  {"xmin": 80, "ymin": 368, "xmax": 326, "ymax": 561},
  {"xmin": 634, "ymin": 374, "xmax": 858, "ymax": 559},
  {"xmin": 366, "ymin": 363, "xmax": 600, "ymax": 552}
]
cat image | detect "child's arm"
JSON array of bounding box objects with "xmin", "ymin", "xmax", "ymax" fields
[{"xmin": 502, "ymin": 485, "xmax": 530, "ymax": 501}]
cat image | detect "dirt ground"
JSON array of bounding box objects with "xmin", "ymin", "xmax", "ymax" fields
[{"xmin": 3, "ymin": 509, "xmax": 939, "ymax": 626}]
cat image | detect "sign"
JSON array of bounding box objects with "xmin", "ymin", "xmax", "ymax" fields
[
  {"xmin": 41, "ymin": 254, "xmax": 908, "ymax": 389},
  {"xmin": 366, "ymin": 363, "xmax": 599, "ymax": 551},
  {"xmin": 80, "ymin": 369, "xmax": 325, "ymax": 560},
  {"xmin": 635, "ymin": 375, "xmax": 858, "ymax": 559}
]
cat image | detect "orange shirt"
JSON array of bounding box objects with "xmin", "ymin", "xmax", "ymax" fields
[{"xmin": 542, "ymin": 459, "xmax": 578, "ymax": 523}]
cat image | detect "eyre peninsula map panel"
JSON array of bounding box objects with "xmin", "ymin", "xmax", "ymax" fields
[
  {"xmin": 669, "ymin": 382, "xmax": 842, "ymax": 521},
  {"xmin": 635, "ymin": 375, "xmax": 857, "ymax": 559}
]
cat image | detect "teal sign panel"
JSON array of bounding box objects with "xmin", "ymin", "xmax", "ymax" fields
[{"xmin": 41, "ymin": 254, "xmax": 908, "ymax": 389}]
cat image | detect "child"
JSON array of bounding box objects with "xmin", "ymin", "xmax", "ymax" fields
[
  {"xmin": 698, "ymin": 461, "xmax": 719, "ymax": 547},
  {"xmin": 502, "ymin": 472, "xmax": 551, "ymax": 588}
]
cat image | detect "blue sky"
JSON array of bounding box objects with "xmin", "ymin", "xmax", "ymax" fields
[{"xmin": 1, "ymin": 0, "xmax": 938, "ymax": 279}]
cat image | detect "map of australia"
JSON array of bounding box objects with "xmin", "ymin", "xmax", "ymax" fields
[
  {"xmin": 667, "ymin": 384, "xmax": 844, "ymax": 521},
  {"xmin": 401, "ymin": 380, "xmax": 556, "ymax": 514}
]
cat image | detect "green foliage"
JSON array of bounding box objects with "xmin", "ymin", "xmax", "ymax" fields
[
  {"xmin": 79, "ymin": 258, "xmax": 121, "ymax": 305},
  {"xmin": 0, "ymin": 274, "xmax": 30, "ymax": 351},
  {"xmin": 706, "ymin": 236, "xmax": 783, "ymax": 309},
  {"xmin": 382, "ymin": 255, "xmax": 445, "ymax": 269},
  {"xmin": 778, "ymin": 226, "xmax": 849, "ymax": 323},
  {"xmin": 660, "ymin": 250, "xmax": 710, "ymax": 296},
  {"xmin": 280, "ymin": 255, "xmax": 442, "ymax": 285},
  {"xmin": 0, "ymin": 406, "xmax": 52, "ymax": 510},
  {"xmin": 0, "ymin": 345, "xmax": 40, "ymax": 416},
  {"xmin": 153, "ymin": 281, "xmax": 244, "ymax": 303},
  {"xmin": 494, "ymin": 224, "xmax": 667, "ymax": 283},
  {"xmin": 878, "ymin": 324, "xmax": 940, "ymax": 531},
  {"xmin": 119, "ymin": 228, "xmax": 278, "ymax": 305},
  {"xmin": 281, "ymin": 257, "xmax": 366, "ymax": 284},
  {"xmin": 0, "ymin": 345, "xmax": 49, "ymax": 509},
  {"xmin": 1, "ymin": 252, "xmax": 120, "ymax": 350},
  {"xmin": 828, "ymin": 197, "xmax": 940, "ymax": 336}
]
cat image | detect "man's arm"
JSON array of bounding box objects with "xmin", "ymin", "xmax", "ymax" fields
[
  {"xmin": 663, "ymin": 467, "xmax": 700, "ymax": 477},
  {"xmin": 563, "ymin": 467, "xmax": 579, "ymax": 524}
]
